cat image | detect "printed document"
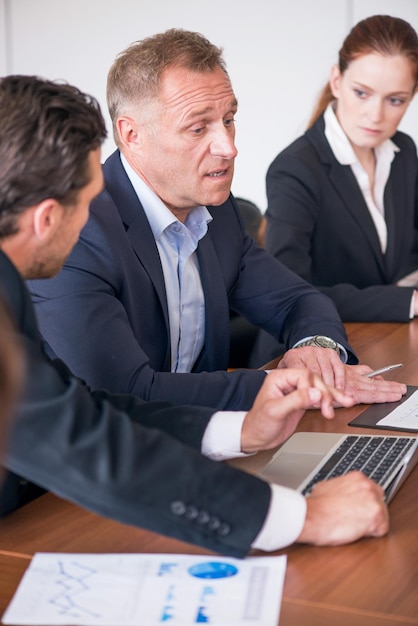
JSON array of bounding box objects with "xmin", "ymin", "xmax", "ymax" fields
[
  {"xmin": 377, "ymin": 389, "xmax": 418, "ymax": 430},
  {"xmin": 2, "ymin": 552, "xmax": 287, "ymax": 626}
]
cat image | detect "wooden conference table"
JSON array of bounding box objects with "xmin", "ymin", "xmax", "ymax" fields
[{"xmin": 1, "ymin": 321, "xmax": 418, "ymax": 625}]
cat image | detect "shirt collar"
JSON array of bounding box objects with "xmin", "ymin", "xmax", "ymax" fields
[
  {"xmin": 120, "ymin": 153, "xmax": 212, "ymax": 240},
  {"xmin": 323, "ymin": 102, "xmax": 399, "ymax": 166}
]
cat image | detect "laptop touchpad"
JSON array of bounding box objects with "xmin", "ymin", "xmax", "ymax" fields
[{"xmin": 260, "ymin": 432, "xmax": 344, "ymax": 489}]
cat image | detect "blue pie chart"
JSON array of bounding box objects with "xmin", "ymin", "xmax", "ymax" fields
[{"xmin": 188, "ymin": 562, "xmax": 238, "ymax": 579}]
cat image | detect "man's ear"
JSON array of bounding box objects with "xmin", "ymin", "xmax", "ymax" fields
[
  {"xmin": 32, "ymin": 199, "xmax": 62, "ymax": 241},
  {"xmin": 329, "ymin": 65, "xmax": 342, "ymax": 99},
  {"xmin": 117, "ymin": 116, "xmax": 142, "ymax": 152}
]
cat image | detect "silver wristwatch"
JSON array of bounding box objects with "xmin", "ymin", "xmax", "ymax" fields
[{"xmin": 296, "ymin": 335, "xmax": 340, "ymax": 355}]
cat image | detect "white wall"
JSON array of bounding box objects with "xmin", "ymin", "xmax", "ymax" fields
[
  {"xmin": 0, "ymin": 1, "xmax": 7, "ymax": 75},
  {"xmin": 1, "ymin": 0, "xmax": 418, "ymax": 210}
]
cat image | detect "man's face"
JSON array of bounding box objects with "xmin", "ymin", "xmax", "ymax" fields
[
  {"xmin": 32, "ymin": 149, "xmax": 104, "ymax": 278},
  {"xmin": 129, "ymin": 65, "xmax": 238, "ymax": 218}
]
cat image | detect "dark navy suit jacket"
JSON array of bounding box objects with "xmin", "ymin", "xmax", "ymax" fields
[
  {"xmin": 264, "ymin": 115, "xmax": 418, "ymax": 322},
  {"xmin": 29, "ymin": 150, "xmax": 356, "ymax": 410}
]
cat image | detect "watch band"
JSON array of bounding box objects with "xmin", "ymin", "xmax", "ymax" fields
[{"xmin": 296, "ymin": 335, "xmax": 340, "ymax": 355}]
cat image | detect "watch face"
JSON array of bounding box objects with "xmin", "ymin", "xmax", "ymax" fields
[{"xmin": 315, "ymin": 335, "xmax": 338, "ymax": 350}]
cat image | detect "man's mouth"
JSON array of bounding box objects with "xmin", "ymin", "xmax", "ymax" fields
[{"xmin": 207, "ymin": 169, "xmax": 228, "ymax": 177}]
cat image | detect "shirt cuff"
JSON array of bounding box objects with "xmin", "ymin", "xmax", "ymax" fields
[
  {"xmin": 251, "ymin": 483, "xmax": 307, "ymax": 551},
  {"xmin": 201, "ymin": 410, "xmax": 250, "ymax": 460},
  {"xmin": 409, "ymin": 292, "xmax": 415, "ymax": 319}
]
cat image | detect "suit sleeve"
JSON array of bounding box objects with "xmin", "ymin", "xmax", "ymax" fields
[
  {"xmin": 28, "ymin": 211, "xmax": 266, "ymax": 411},
  {"xmin": 264, "ymin": 151, "xmax": 415, "ymax": 323},
  {"xmin": 4, "ymin": 337, "xmax": 271, "ymax": 558},
  {"xmin": 216, "ymin": 200, "xmax": 356, "ymax": 362}
]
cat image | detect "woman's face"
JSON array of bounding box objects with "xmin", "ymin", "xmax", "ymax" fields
[{"xmin": 330, "ymin": 52, "xmax": 417, "ymax": 153}]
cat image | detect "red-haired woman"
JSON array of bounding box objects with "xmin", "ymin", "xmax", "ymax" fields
[{"xmin": 264, "ymin": 15, "xmax": 418, "ymax": 323}]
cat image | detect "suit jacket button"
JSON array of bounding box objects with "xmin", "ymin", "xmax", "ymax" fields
[
  {"xmin": 207, "ymin": 516, "xmax": 221, "ymax": 530},
  {"xmin": 217, "ymin": 523, "xmax": 231, "ymax": 536},
  {"xmin": 171, "ymin": 500, "xmax": 186, "ymax": 516},
  {"xmin": 196, "ymin": 510, "xmax": 210, "ymax": 525},
  {"xmin": 185, "ymin": 505, "xmax": 199, "ymax": 520}
]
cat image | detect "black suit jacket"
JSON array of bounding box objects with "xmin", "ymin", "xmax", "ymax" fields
[
  {"xmin": 28, "ymin": 150, "xmax": 356, "ymax": 410},
  {"xmin": 0, "ymin": 250, "xmax": 273, "ymax": 557},
  {"xmin": 264, "ymin": 115, "xmax": 418, "ymax": 322}
]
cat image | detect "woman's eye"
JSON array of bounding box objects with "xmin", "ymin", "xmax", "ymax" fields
[
  {"xmin": 389, "ymin": 97, "xmax": 405, "ymax": 106},
  {"xmin": 354, "ymin": 89, "xmax": 367, "ymax": 99}
]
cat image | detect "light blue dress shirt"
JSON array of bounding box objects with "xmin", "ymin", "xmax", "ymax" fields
[{"xmin": 121, "ymin": 155, "xmax": 212, "ymax": 372}]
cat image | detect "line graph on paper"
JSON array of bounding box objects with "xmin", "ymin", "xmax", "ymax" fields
[
  {"xmin": 48, "ymin": 559, "xmax": 102, "ymax": 619},
  {"xmin": 3, "ymin": 553, "xmax": 150, "ymax": 625}
]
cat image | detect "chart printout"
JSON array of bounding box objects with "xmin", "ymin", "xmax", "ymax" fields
[
  {"xmin": 2, "ymin": 552, "xmax": 287, "ymax": 626},
  {"xmin": 377, "ymin": 390, "xmax": 418, "ymax": 430}
]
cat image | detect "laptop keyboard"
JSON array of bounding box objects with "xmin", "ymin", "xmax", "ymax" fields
[{"xmin": 301, "ymin": 435, "xmax": 415, "ymax": 496}]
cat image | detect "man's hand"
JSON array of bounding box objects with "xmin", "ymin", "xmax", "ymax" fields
[
  {"xmin": 279, "ymin": 346, "xmax": 346, "ymax": 388},
  {"xmin": 279, "ymin": 348, "xmax": 407, "ymax": 404},
  {"xmin": 241, "ymin": 368, "xmax": 355, "ymax": 454},
  {"xmin": 342, "ymin": 364, "xmax": 406, "ymax": 404},
  {"xmin": 297, "ymin": 472, "xmax": 389, "ymax": 545}
]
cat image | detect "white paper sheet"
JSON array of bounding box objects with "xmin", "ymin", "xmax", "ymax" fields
[
  {"xmin": 2, "ymin": 552, "xmax": 287, "ymax": 626},
  {"xmin": 377, "ymin": 389, "xmax": 418, "ymax": 430}
]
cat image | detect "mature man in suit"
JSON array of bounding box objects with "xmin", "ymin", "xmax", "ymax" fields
[
  {"xmin": 29, "ymin": 29, "xmax": 404, "ymax": 410},
  {"xmin": 0, "ymin": 74, "xmax": 393, "ymax": 556}
]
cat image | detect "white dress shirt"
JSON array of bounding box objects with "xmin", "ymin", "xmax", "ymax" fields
[{"xmin": 324, "ymin": 102, "xmax": 399, "ymax": 255}]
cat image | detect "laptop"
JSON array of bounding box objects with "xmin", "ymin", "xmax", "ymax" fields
[{"xmin": 260, "ymin": 431, "xmax": 418, "ymax": 503}]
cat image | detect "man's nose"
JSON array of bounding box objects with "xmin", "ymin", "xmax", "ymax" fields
[{"xmin": 210, "ymin": 126, "xmax": 238, "ymax": 159}]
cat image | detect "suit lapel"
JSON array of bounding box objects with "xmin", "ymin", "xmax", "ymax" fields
[
  {"xmin": 308, "ymin": 120, "xmax": 387, "ymax": 276},
  {"xmin": 103, "ymin": 152, "xmax": 171, "ymax": 352},
  {"xmin": 195, "ymin": 227, "xmax": 230, "ymax": 371},
  {"xmin": 1, "ymin": 251, "xmax": 42, "ymax": 347},
  {"xmin": 383, "ymin": 160, "xmax": 405, "ymax": 277}
]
